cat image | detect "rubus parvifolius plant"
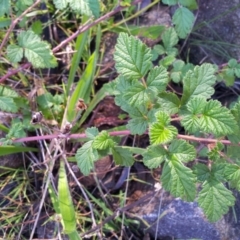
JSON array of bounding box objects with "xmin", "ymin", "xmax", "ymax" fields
[{"xmin": 76, "ymin": 30, "xmax": 240, "ymax": 223}]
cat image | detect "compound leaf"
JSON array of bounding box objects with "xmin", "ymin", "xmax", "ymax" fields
[
  {"xmin": 161, "ymin": 158, "xmax": 196, "ymax": 201},
  {"xmin": 172, "ymin": 7, "xmax": 194, "ymax": 39},
  {"xmin": 158, "ymin": 92, "xmax": 181, "ymax": 114},
  {"xmin": 112, "ymin": 146, "xmax": 134, "ymax": 166},
  {"xmin": 53, "ymin": 0, "xmax": 99, "ymax": 18},
  {"xmin": 114, "ymin": 32, "xmax": 152, "ymax": 79},
  {"xmin": 85, "ymin": 127, "xmax": 99, "ymax": 139},
  {"xmin": 146, "ymin": 66, "xmax": 169, "ymax": 94},
  {"xmin": 7, "ymin": 30, "xmax": 57, "ymax": 68},
  {"xmin": 126, "ymin": 105, "xmax": 149, "ymax": 135},
  {"xmin": 76, "ymin": 141, "xmax": 98, "ymax": 176},
  {"xmin": 69, "ymin": 0, "xmax": 99, "ymax": 18},
  {"xmin": 198, "ymin": 178, "xmax": 235, "ymax": 222},
  {"xmin": 149, "ymin": 111, "xmax": 177, "ymax": 144},
  {"xmin": 123, "ymin": 80, "xmax": 149, "ymax": 106},
  {"xmin": 0, "ymin": 96, "xmax": 18, "ymax": 113},
  {"xmin": 93, "ymin": 131, "xmax": 115, "ymax": 150},
  {"xmin": 143, "ymin": 145, "xmax": 167, "ymax": 169},
  {"xmin": 224, "ymin": 164, "xmax": 240, "ymax": 191},
  {"xmin": 169, "ymin": 139, "xmax": 196, "ymax": 163},
  {"xmin": 200, "ymin": 100, "xmax": 237, "ymax": 136},
  {"xmin": 181, "ymin": 63, "xmax": 216, "ymax": 105}
]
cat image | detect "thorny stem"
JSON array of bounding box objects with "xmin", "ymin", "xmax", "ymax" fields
[
  {"xmin": 0, "ymin": 0, "xmax": 142, "ymax": 83},
  {"xmin": 12, "ymin": 130, "xmax": 240, "ymax": 146}
]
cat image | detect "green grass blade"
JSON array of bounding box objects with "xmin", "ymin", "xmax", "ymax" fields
[
  {"xmin": 58, "ymin": 160, "xmax": 77, "ymax": 234},
  {"xmin": 66, "ymin": 30, "xmax": 89, "ymax": 96},
  {"xmin": 68, "ymin": 230, "xmax": 81, "ymax": 240},
  {"xmin": 67, "ymin": 51, "xmax": 98, "ymax": 122},
  {"xmin": 78, "ymin": 85, "xmax": 108, "ymax": 126},
  {"xmin": 0, "ymin": 146, "xmax": 38, "ymax": 156}
]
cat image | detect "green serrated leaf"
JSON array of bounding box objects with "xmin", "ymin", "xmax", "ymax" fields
[
  {"xmin": 169, "ymin": 139, "xmax": 196, "ymax": 163},
  {"xmin": 72, "ymin": 0, "xmax": 99, "ymax": 17},
  {"xmin": 7, "ymin": 45, "xmax": 23, "ymax": 63},
  {"xmin": 143, "ymin": 145, "xmax": 167, "ymax": 169},
  {"xmin": 181, "ymin": 96, "xmax": 206, "ymax": 133},
  {"xmin": 93, "ymin": 131, "xmax": 115, "ymax": 150},
  {"xmin": 7, "ymin": 122, "xmax": 26, "ymax": 139},
  {"xmin": 200, "ymin": 100, "xmax": 238, "ymax": 135},
  {"xmin": 181, "ymin": 63, "xmax": 216, "ymax": 105},
  {"xmin": 85, "ymin": 127, "xmax": 99, "ymax": 140},
  {"xmin": 112, "ymin": 146, "xmax": 134, "ymax": 166},
  {"xmin": 0, "ymin": 86, "xmax": 19, "ymax": 98},
  {"xmin": 114, "ymin": 32, "xmax": 152, "ymax": 79},
  {"xmin": 172, "ymin": 7, "xmax": 194, "ymax": 39},
  {"xmin": 126, "ymin": 105, "xmax": 148, "ymax": 135},
  {"xmin": 182, "ymin": 98, "xmax": 238, "ymax": 135},
  {"xmin": 171, "ymin": 60, "xmax": 185, "ymax": 83},
  {"xmin": 193, "ymin": 163, "xmax": 210, "ymax": 182},
  {"xmin": 53, "ymin": 0, "xmax": 99, "ymax": 17},
  {"xmin": 146, "ymin": 66, "xmax": 169, "ymax": 94},
  {"xmin": 123, "ymin": 80, "xmax": 149, "ymax": 106},
  {"xmin": 162, "ymin": 27, "xmax": 178, "ymax": 53},
  {"xmin": 0, "ymin": 96, "xmax": 18, "ymax": 113},
  {"xmin": 224, "ymin": 164, "xmax": 240, "ymax": 191},
  {"xmin": 198, "ymin": 178, "xmax": 235, "ymax": 222},
  {"xmin": 7, "ymin": 30, "xmax": 57, "ymax": 68},
  {"xmin": 158, "ymin": 92, "xmax": 181, "ymax": 114},
  {"xmin": 149, "ymin": 111, "xmax": 178, "ymax": 144},
  {"xmin": 0, "ymin": 0, "xmax": 10, "ymax": 16},
  {"xmin": 76, "ymin": 141, "xmax": 98, "ymax": 176},
  {"xmin": 161, "ymin": 158, "xmax": 196, "ymax": 201}
]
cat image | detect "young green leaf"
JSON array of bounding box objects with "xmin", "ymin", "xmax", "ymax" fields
[
  {"xmin": 7, "ymin": 30, "xmax": 57, "ymax": 68},
  {"xmin": 76, "ymin": 141, "xmax": 98, "ymax": 176},
  {"xmin": 168, "ymin": 139, "xmax": 196, "ymax": 163},
  {"xmin": 172, "ymin": 7, "xmax": 194, "ymax": 39},
  {"xmin": 0, "ymin": 96, "xmax": 18, "ymax": 113},
  {"xmin": 162, "ymin": 27, "xmax": 178, "ymax": 56},
  {"xmin": 161, "ymin": 158, "xmax": 196, "ymax": 201},
  {"xmin": 93, "ymin": 131, "xmax": 115, "ymax": 150},
  {"xmin": 114, "ymin": 32, "xmax": 152, "ymax": 79},
  {"xmin": 158, "ymin": 92, "xmax": 181, "ymax": 114},
  {"xmin": 149, "ymin": 111, "xmax": 177, "ymax": 144},
  {"xmin": 112, "ymin": 146, "xmax": 134, "ymax": 166},
  {"xmin": 181, "ymin": 63, "xmax": 216, "ymax": 105},
  {"xmin": 53, "ymin": 0, "xmax": 100, "ymax": 18},
  {"xmin": 198, "ymin": 178, "xmax": 235, "ymax": 222},
  {"xmin": 143, "ymin": 145, "xmax": 167, "ymax": 169},
  {"xmin": 224, "ymin": 164, "xmax": 240, "ymax": 191},
  {"xmin": 85, "ymin": 127, "xmax": 99, "ymax": 140}
]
